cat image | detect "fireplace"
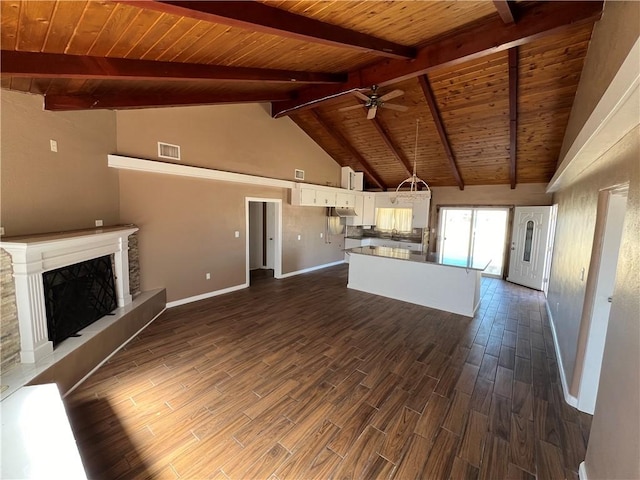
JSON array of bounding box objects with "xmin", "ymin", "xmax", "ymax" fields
[
  {"xmin": 43, "ymin": 255, "xmax": 118, "ymax": 346},
  {"xmin": 0, "ymin": 226, "xmax": 138, "ymax": 363}
]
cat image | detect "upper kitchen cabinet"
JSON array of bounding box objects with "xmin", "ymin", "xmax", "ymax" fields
[
  {"xmin": 345, "ymin": 194, "xmax": 375, "ymax": 226},
  {"xmin": 411, "ymin": 196, "xmax": 430, "ymax": 228},
  {"xmin": 362, "ymin": 194, "xmax": 376, "ymax": 226},
  {"xmin": 336, "ymin": 192, "xmax": 356, "ymax": 208},
  {"xmin": 291, "ymin": 184, "xmax": 336, "ymax": 207}
]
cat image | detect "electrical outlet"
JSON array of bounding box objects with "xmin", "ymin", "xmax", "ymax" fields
[
  {"xmin": 320, "ymin": 232, "xmax": 323, "ymax": 238},
  {"xmin": 0, "ymin": 227, "xmax": 4, "ymax": 236},
  {"xmin": 50, "ymin": 140, "xmax": 58, "ymax": 152},
  {"xmin": 95, "ymin": 219, "xmax": 103, "ymax": 227},
  {"xmin": 234, "ymin": 231, "xmax": 240, "ymax": 238},
  {"xmin": 297, "ymin": 235, "xmax": 301, "ymax": 240},
  {"xmin": 206, "ymin": 273, "xmax": 211, "ymax": 280}
]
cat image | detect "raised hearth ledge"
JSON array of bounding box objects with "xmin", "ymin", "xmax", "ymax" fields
[
  {"xmin": 0, "ymin": 288, "xmax": 166, "ymax": 401},
  {"xmin": 0, "ymin": 225, "xmax": 138, "ymax": 363}
]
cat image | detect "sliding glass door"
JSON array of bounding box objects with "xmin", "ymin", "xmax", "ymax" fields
[{"xmin": 438, "ymin": 207, "xmax": 510, "ymax": 276}]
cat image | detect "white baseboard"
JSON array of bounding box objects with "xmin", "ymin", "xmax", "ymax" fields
[
  {"xmin": 277, "ymin": 260, "xmax": 345, "ymax": 279},
  {"xmin": 167, "ymin": 283, "xmax": 248, "ymax": 308},
  {"xmin": 546, "ymin": 301, "xmax": 579, "ymax": 407},
  {"xmin": 579, "ymin": 462, "xmax": 588, "ymax": 480},
  {"xmin": 64, "ymin": 306, "xmax": 166, "ymax": 398}
]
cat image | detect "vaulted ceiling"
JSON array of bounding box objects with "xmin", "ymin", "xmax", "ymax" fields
[{"xmin": 0, "ymin": 1, "xmax": 602, "ymax": 190}]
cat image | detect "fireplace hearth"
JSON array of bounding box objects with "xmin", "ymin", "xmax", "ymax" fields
[
  {"xmin": 0, "ymin": 226, "xmax": 138, "ymax": 363},
  {"xmin": 43, "ymin": 255, "xmax": 117, "ymax": 346}
]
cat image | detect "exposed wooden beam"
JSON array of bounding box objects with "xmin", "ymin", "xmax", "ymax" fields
[
  {"xmin": 44, "ymin": 92, "xmax": 291, "ymax": 111},
  {"xmin": 370, "ymin": 118, "xmax": 412, "ymax": 177},
  {"xmin": 418, "ymin": 75, "xmax": 464, "ymax": 191},
  {"xmin": 0, "ymin": 50, "xmax": 346, "ymax": 84},
  {"xmin": 309, "ymin": 110, "xmax": 385, "ymax": 190},
  {"xmin": 116, "ymin": 0, "xmax": 416, "ymax": 60},
  {"xmin": 493, "ymin": 0, "xmax": 516, "ymax": 24},
  {"xmin": 273, "ymin": 1, "xmax": 603, "ymax": 117},
  {"xmin": 509, "ymin": 47, "xmax": 519, "ymax": 189}
]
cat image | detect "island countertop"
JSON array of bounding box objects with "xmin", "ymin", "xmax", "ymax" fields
[
  {"xmin": 347, "ymin": 246, "xmax": 486, "ymax": 317},
  {"xmin": 348, "ymin": 246, "xmax": 490, "ymax": 271}
]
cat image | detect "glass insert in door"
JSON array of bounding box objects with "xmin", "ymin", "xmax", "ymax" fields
[
  {"xmin": 438, "ymin": 207, "xmax": 510, "ymax": 276},
  {"xmin": 439, "ymin": 209, "xmax": 473, "ymax": 267},
  {"xmin": 471, "ymin": 209, "xmax": 509, "ymax": 275}
]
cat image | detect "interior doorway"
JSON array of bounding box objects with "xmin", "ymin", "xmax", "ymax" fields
[
  {"xmin": 246, "ymin": 198, "xmax": 282, "ymax": 285},
  {"xmin": 574, "ymin": 185, "xmax": 629, "ymax": 414},
  {"xmin": 438, "ymin": 207, "xmax": 510, "ymax": 277}
]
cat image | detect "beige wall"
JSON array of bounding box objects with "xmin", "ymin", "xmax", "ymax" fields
[
  {"xmin": 547, "ymin": 2, "xmax": 640, "ymax": 478},
  {"xmin": 428, "ymin": 183, "xmax": 552, "ymax": 249},
  {"xmin": 116, "ymin": 103, "xmax": 344, "ymax": 303},
  {"xmin": 116, "ymin": 103, "xmax": 341, "ymax": 186},
  {"xmin": 584, "ymin": 129, "xmax": 639, "ymax": 479},
  {"xmin": 119, "ymin": 171, "xmax": 344, "ymax": 303},
  {"xmin": 558, "ymin": 1, "xmax": 640, "ymax": 162},
  {"xmin": 550, "ymin": 126, "xmax": 639, "ymax": 480},
  {"xmin": 0, "ymin": 90, "xmax": 119, "ymax": 236}
]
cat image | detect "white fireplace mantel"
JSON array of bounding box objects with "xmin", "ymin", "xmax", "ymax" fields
[{"xmin": 0, "ymin": 226, "xmax": 138, "ymax": 363}]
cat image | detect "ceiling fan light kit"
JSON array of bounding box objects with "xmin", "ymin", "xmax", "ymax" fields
[{"xmin": 339, "ymin": 85, "xmax": 408, "ymax": 119}]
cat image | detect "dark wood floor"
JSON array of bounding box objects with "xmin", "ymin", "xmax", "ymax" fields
[{"xmin": 65, "ymin": 265, "xmax": 591, "ymax": 480}]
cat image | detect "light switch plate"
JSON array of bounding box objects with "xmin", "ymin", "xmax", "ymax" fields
[
  {"xmin": 50, "ymin": 140, "xmax": 58, "ymax": 152},
  {"xmin": 235, "ymin": 231, "xmax": 240, "ymax": 238}
]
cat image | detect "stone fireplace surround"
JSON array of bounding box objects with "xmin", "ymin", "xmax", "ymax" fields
[{"xmin": 0, "ymin": 226, "xmax": 138, "ymax": 364}]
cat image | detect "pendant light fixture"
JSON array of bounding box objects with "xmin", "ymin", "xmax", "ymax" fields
[{"xmin": 391, "ymin": 119, "xmax": 431, "ymax": 203}]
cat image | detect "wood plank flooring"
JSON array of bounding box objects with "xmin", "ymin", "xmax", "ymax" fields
[{"xmin": 65, "ymin": 265, "xmax": 592, "ymax": 479}]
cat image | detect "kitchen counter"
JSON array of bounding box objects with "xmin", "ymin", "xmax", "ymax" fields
[
  {"xmin": 349, "ymin": 246, "xmax": 489, "ymax": 270},
  {"xmin": 347, "ymin": 246, "xmax": 487, "ymax": 317}
]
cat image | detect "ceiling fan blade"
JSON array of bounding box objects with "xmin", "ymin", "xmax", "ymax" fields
[
  {"xmin": 367, "ymin": 105, "xmax": 378, "ymax": 119},
  {"xmin": 379, "ymin": 89, "xmax": 404, "ymax": 102},
  {"xmin": 352, "ymin": 91, "xmax": 370, "ymax": 102},
  {"xmin": 381, "ymin": 103, "xmax": 409, "ymax": 112},
  {"xmin": 339, "ymin": 104, "xmax": 366, "ymax": 112}
]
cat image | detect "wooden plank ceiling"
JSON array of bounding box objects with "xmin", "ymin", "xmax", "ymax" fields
[{"xmin": 0, "ymin": 0, "xmax": 601, "ymax": 190}]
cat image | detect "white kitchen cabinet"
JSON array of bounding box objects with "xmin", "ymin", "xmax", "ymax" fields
[
  {"xmin": 411, "ymin": 197, "xmax": 430, "ymax": 228},
  {"xmin": 316, "ymin": 189, "xmax": 336, "ymax": 207},
  {"xmin": 344, "ymin": 238, "xmax": 363, "ymax": 249},
  {"xmin": 299, "ymin": 187, "xmax": 318, "ymax": 206},
  {"xmin": 336, "ymin": 192, "xmax": 356, "ymax": 208},
  {"xmin": 362, "ymin": 194, "xmax": 376, "ymax": 225},
  {"xmin": 345, "ymin": 195, "xmax": 365, "ymax": 226},
  {"xmin": 291, "ymin": 184, "xmax": 336, "ymax": 207}
]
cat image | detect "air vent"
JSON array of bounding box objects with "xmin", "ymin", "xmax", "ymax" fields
[
  {"xmin": 294, "ymin": 169, "xmax": 305, "ymax": 181},
  {"xmin": 158, "ymin": 142, "xmax": 181, "ymax": 160}
]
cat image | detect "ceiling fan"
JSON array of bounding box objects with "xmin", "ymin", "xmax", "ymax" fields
[{"xmin": 339, "ymin": 85, "xmax": 409, "ymax": 119}]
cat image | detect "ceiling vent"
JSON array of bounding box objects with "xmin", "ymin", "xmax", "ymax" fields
[
  {"xmin": 158, "ymin": 142, "xmax": 181, "ymax": 160},
  {"xmin": 294, "ymin": 169, "xmax": 305, "ymax": 181}
]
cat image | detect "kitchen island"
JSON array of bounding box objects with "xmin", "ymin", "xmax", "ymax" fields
[{"xmin": 347, "ymin": 246, "xmax": 488, "ymax": 317}]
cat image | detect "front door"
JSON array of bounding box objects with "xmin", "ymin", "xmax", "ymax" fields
[{"xmin": 507, "ymin": 206, "xmax": 553, "ymax": 290}]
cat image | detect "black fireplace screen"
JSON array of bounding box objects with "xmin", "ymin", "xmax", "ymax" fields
[{"xmin": 43, "ymin": 255, "xmax": 117, "ymax": 346}]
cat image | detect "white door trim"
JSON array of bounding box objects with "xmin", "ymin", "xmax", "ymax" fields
[
  {"xmin": 575, "ymin": 185, "xmax": 629, "ymax": 414},
  {"xmin": 245, "ymin": 197, "xmax": 283, "ymax": 284}
]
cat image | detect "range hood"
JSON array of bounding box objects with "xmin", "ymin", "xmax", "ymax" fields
[{"xmin": 329, "ymin": 207, "xmax": 357, "ymax": 217}]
